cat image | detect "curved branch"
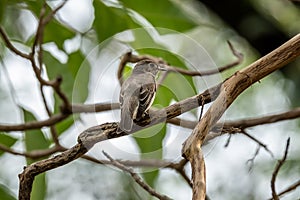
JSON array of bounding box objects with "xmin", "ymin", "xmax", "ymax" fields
[
  {"xmin": 0, "ymin": 103, "xmax": 120, "ymax": 132},
  {"xmin": 271, "ymin": 138, "xmax": 290, "ymax": 200},
  {"xmin": 0, "ymin": 113, "xmax": 68, "ymax": 132},
  {"xmin": 103, "ymin": 151, "xmax": 172, "ymax": 200},
  {"xmin": 18, "ymin": 84, "xmax": 221, "ymax": 199},
  {"xmin": 182, "ymin": 34, "xmax": 300, "ymax": 200},
  {"xmin": 0, "ymin": 27, "xmax": 31, "ymax": 59},
  {"xmin": 117, "ymin": 41, "xmax": 243, "ymax": 85}
]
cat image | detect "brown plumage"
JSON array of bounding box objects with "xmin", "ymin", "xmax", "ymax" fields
[{"xmin": 119, "ymin": 60, "xmax": 163, "ymax": 132}]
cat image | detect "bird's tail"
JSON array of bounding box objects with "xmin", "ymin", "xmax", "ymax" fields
[{"xmin": 119, "ymin": 111, "xmax": 133, "ymax": 133}]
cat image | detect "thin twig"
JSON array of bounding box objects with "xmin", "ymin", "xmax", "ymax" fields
[
  {"xmin": 241, "ymin": 130, "xmax": 274, "ymax": 157},
  {"xmin": 0, "ymin": 27, "xmax": 31, "ymax": 59},
  {"xmin": 102, "ymin": 151, "xmax": 173, "ymax": 200},
  {"xmin": 0, "ymin": 144, "xmax": 65, "ymax": 159},
  {"xmin": 246, "ymin": 144, "xmax": 260, "ymax": 172},
  {"xmin": 117, "ymin": 41, "xmax": 243, "ymax": 85},
  {"xmin": 43, "ymin": 0, "xmax": 69, "ymax": 25},
  {"xmin": 0, "ymin": 103, "xmax": 120, "ymax": 132},
  {"xmin": 271, "ymin": 179, "xmax": 300, "ymax": 199},
  {"xmin": 0, "ymin": 113, "xmax": 68, "ymax": 131},
  {"xmin": 271, "ymin": 138, "xmax": 290, "ymax": 200},
  {"xmin": 171, "ymin": 159, "xmax": 192, "ymax": 187},
  {"xmin": 198, "ymin": 95, "xmax": 205, "ymax": 121}
]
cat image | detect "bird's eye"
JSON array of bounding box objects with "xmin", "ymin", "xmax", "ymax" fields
[{"xmin": 149, "ymin": 63, "xmax": 156, "ymax": 68}]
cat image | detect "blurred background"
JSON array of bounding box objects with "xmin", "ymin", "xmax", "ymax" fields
[{"xmin": 0, "ymin": 0, "xmax": 299, "ymax": 199}]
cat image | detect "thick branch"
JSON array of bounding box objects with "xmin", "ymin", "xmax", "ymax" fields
[
  {"xmin": 190, "ymin": 141, "xmax": 206, "ymax": 200},
  {"xmin": 18, "ymin": 84, "xmax": 221, "ymax": 199},
  {"xmin": 19, "ymin": 143, "xmax": 87, "ymax": 200},
  {"xmin": 182, "ymin": 34, "xmax": 300, "ymax": 157},
  {"xmin": 182, "ymin": 34, "xmax": 300, "ymax": 200}
]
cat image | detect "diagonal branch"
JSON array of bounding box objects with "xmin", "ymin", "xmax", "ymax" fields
[
  {"xmin": 271, "ymin": 138, "xmax": 290, "ymax": 200},
  {"xmin": 18, "ymin": 84, "xmax": 221, "ymax": 200},
  {"xmin": 182, "ymin": 34, "xmax": 300, "ymax": 200},
  {"xmin": 0, "ymin": 26, "xmax": 31, "ymax": 59},
  {"xmin": 18, "ymin": 34, "xmax": 300, "ymax": 200},
  {"xmin": 118, "ymin": 41, "xmax": 243, "ymax": 85},
  {"xmin": 182, "ymin": 33, "xmax": 300, "ymax": 157},
  {"xmin": 103, "ymin": 151, "xmax": 172, "ymax": 200},
  {"xmin": 271, "ymin": 179, "xmax": 300, "ymax": 199}
]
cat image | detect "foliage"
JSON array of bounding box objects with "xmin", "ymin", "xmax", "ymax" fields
[{"xmin": 0, "ymin": 0, "xmax": 299, "ymax": 200}]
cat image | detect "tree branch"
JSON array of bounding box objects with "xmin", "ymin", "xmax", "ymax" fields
[
  {"xmin": 103, "ymin": 151, "xmax": 172, "ymax": 200},
  {"xmin": 0, "ymin": 27, "xmax": 31, "ymax": 59},
  {"xmin": 182, "ymin": 34, "xmax": 300, "ymax": 200},
  {"xmin": 0, "ymin": 103, "xmax": 120, "ymax": 132},
  {"xmin": 18, "ymin": 84, "xmax": 221, "ymax": 199},
  {"xmin": 271, "ymin": 138, "xmax": 290, "ymax": 200},
  {"xmin": 270, "ymin": 179, "xmax": 300, "ymax": 199},
  {"xmin": 118, "ymin": 41, "xmax": 243, "ymax": 85}
]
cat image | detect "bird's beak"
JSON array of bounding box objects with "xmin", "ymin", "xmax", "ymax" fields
[{"xmin": 158, "ymin": 64, "xmax": 167, "ymax": 71}]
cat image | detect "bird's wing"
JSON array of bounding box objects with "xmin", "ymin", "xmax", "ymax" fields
[{"xmin": 136, "ymin": 82, "xmax": 156, "ymax": 119}]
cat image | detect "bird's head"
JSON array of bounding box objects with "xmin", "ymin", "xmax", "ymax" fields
[{"xmin": 132, "ymin": 60, "xmax": 166, "ymax": 75}]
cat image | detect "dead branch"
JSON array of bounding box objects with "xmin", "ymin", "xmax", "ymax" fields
[
  {"xmin": 0, "ymin": 27, "xmax": 31, "ymax": 59},
  {"xmin": 18, "ymin": 84, "xmax": 221, "ymax": 199},
  {"xmin": 182, "ymin": 34, "xmax": 300, "ymax": 200},
  {"xmin": 103, "ymin": 151, "xmax": 173, "ymax": 200},
  {"xmin": 0, "ymin": 144, "xmax": 65, "ymax": 159},
  {"xmin": 0, "ymin": 103, "xmax": 119, "ymax": 132},
  {"xmin": 19, "ymin": 143, "xmax": 87, "ymax": 200},
  {"xmin": 117, "ymin": 41, "xmax": 243, "ymax": 85},
  {"xmin": 271, "ymin": 138, "xmax": 290, "ymax": 200},
  {"xmin": 190, "ymin": 141, "xmax": 206, "ymax": 200},
  {"xmin": 270, "ymin": 179, "xmax": 300, "ymax": 199},
  {"xmin": 241, "ymin": 130, "xmax": 273, "ymax": 157}
]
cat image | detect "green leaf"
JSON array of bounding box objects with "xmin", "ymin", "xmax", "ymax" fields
[
  {"xmin": 93, "ymin": 0, "xmax": 140, "ymax": 43},
  {"xmin": 133, "ymin": 124, "xmax": 167, "ymax": 186},
  {"xmin": 23, "ymin": 108, "xmax": 49, "ymax": 200},
  {"xmin": 24, "ymin": 0, "xmax": 45, "ymax": 17},
  {"xmin": 0, "ymin": 0, "xmax": 8, "ymax": 23},
  {"xmin": 0, "ymin": 133, "xmax": 17, "ymax": 156},
  {"xmin": 23, "ymin": 108, "xmax": 50, "ymax": 162},
  {"xmin": 31, "ymin": 173, "xmax": 46, "ymax": 200},
  {"xmin": 120, "ymin": 0, "xmax": 197, "ymax": 32},
  {"xmin": 0, "ymin": 184, "xmax": 16, "ymax": 200},
  {"xmin": 68, "ymin": 51, "xmax": 90, "ymax": 103}
]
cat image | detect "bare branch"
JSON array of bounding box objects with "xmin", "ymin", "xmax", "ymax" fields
[
  {"xmin": 0, "ymin": 113, "xmax": 68, "ymax": 132},
  {"xmin": 190, "ymin": 142, "xmax": 206, "ymax": 200},
  {"xmin": 246, "ymin": 144, "xmax": 260, "ymax": 172},
  {"xmin": 0, "ymin": 103, "xmax": 120, "ymax": 132},
  {"xmin": 271, "ymin": 138, "xmax": 290, "ymax": 200},
  {"xmin": 0, "ymin": 144, "xmax": 65, "ymax": 159},
  {"xmin": 241, "ymin": 130, "xmax": 274, "ymax": 157},
  {"xmin": 117, "ymin": 41, "xmax": 243, "ymax": 85},
  {"xmin": 19, "ymin": 143, "xmax": 87, "ymax": 200},
  {"xmin": 182, "ymin": 33, "xmax": 300, "ymax": 158},
  {"xmin": 18, "ymin": 34, "xmax": 300, "ymax": 200},
  {"xmin": 223, "ymin": 107, "xmax": 300, "ymax": 129},
  {"xmin": 0, "ymin": 26, "xmax": 31, "ymax": 59},
  {"xmin": 182, "ymin": 34, "xmax": 300, "ymax": 200},
  {"xmin": 272, "ymin": 179, "xmax": 300, "ymax": 199},
  {"xmin": 71, "ymin": 102, "xmax": 120, "ymax": 113},
  {"xmin": 103, "ymin": 151, "xmax": 173, "ymax": 200}
]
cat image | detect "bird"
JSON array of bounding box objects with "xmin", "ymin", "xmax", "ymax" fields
[{"xmin": 119, "ymin": 59, "xmax": 165, "ymax": 132}]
